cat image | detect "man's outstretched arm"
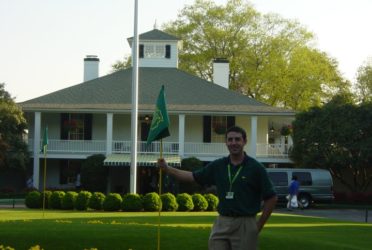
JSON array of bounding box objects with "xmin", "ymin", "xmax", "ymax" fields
[{"xmin": 158, "ymin": 158, "xmax": 195, "ymax": 183}]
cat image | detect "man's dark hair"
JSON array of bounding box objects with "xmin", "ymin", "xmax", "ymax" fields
[
  {"xmin": 292, "ymin": 175, "xmax": 298, "ymax": 181},
  {"xmin": 225, "ymin": 126, "xmax": 247, "ymax": 141}
]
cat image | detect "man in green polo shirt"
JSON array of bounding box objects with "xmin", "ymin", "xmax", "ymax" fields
[{"xmin": 158, "ymin": 126, "xmax": 277, "ymax": 250}]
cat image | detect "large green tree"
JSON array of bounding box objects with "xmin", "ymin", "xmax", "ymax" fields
[
  {"xmin": 113, "ymin": 0, "xmax": 350, "ymax": 110},
  {"xmin": 290, "ymin": 95, "xmax": 372, "ymax": 192},
  {"xmin": 163, "ymin": 0, "xmax": 349, "ymax": 110},
  {"xmin": 355, "ymin": 59, "xmax": 372, "ymax": 103},
  {"xmin": 0, "ymin": 83, "xmax": 29, "ymax": 171},
  {"xmin": 111, "ymin": 55, "xmax": 132, "ymax": 72}
]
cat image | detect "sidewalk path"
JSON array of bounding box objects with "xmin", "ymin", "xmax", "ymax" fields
[{"xmin": 276, "ymin": 208, "xmax": 372, "ymax": 223}]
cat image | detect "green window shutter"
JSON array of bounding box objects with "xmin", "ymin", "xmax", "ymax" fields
[
  {"xmin": 139, "ymin": 44, "xmax": 144, "ymax": 58},
  {"xmin": 60, "ymin": 113, "xmax": 69, "ymax": 140},
  {"xmin": 84, "ymin": 114, "xmax": 92, "ymax": 140},
  {"xmin": 59, "ymin": 160, "xmax": 68, "ymax": 184},
  {"xmin": 165, "ymin": 45, "xmax": 171, "ymax": 58},
  {"xmin": 203, "ymin": 116, "xmax": 211, "ymax": 143},
  {"xmin": 227, "ymin": 116, "xmax": 235, "ymax": 129}
]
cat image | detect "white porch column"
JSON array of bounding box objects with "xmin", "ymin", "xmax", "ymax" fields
[
  {"xmin": 106, "ymin": 113, "xmax": 113, "ymax": 155},
  {"xmin": 33, "ymin": 112, "xmax": 41, "ymax": 190},
  {"xmin": 249, "ymin": 116, "xmax": 257, "ymax": 158},
  {"xmin": 178, "ymin": 114, "xmax": 185, "ymax": 157}
]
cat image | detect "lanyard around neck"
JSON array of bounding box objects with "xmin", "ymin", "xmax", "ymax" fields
[{"xmin": 227, "ymin": 164, "xmax": 243, "ymax": 191}]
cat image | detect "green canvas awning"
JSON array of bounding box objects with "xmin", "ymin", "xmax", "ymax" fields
[{"xmin": 104, "ymin": 154, "xmax": 181, "ymax": 167}]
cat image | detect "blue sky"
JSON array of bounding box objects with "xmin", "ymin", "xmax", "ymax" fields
[{"xmin": 1, "ymin": 0, "xmax": 371, "ymax": 102}]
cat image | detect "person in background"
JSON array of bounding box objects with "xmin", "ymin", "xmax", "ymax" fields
[
  {"xmin": 287, "ymin": 175, "xmax": 300, "ymax": 210},
  {"xmin": 26, "ymin": 175, "xmax": 33, "ymax": 189},
  {"xmin": 75, "ymin": 172, "xmax": 81, "ymax": 191},
  {"xmin": 158, "ymin": 126, "xmax": 277, "ymax": 250}
]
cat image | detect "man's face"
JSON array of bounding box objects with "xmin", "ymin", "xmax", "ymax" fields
[{"xmin": 226, "ymin": 131, "xmax": 247, "ymax": 156}]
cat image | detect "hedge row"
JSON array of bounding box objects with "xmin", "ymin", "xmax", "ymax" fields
[{"xmin": 25, "ymin": 191, "xmax": 219, "ymax": 212}]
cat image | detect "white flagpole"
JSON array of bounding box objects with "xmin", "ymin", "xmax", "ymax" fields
[{"xmin": 130, "ymin": 0, "xmax": 139, "ymax": 194}]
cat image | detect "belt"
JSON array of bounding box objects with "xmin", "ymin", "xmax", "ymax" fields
[{"xmin": 220, "ymin": 212, "xmax": 255, "ymax": 217}]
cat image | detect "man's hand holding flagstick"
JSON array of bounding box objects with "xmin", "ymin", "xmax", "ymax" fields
[{"xmin": 157, "ymin": 158, "xmax": 194, "ymax": 183}]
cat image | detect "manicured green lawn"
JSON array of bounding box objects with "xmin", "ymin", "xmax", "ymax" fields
[{"xmin": 0, "ymin": 209, "xmax": 371, "ymax": 250}]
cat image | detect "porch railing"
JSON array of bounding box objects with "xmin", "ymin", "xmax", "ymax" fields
[
  {"xmin": 28, "ymin": 139, "xmax": 290, "ymax": 159},
  {"xmin": 31, "ymin": 139, "xmax": 106, "ymax": 154},
  {"xmin": 256, "ymin": 143, "xmax": 292, "ymax": 158},
  {"xmin": 112, "ymin": 141, "xmax": 179, "ymax": 154},
  {"xmin": 184, "ymin": 142, "xmax": 229, "ymax": 156}
]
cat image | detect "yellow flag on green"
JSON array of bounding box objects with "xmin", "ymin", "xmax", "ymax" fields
[{"xmin": 147, "ymin": 85, "xmax": 170, "ymax": 144}]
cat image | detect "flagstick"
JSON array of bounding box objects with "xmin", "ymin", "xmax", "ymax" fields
[
  {"xmin": 42, "ymin": 145, "xmax": 47, "ymax": 218},
  {"xmin": 157, "ymin": 139, "xmax": 163, "ymax": 250}
]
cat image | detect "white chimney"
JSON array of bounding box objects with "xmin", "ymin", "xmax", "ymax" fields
[
  {"xmin": 84, "ymin": 55, "xmax": 99, "ymax": 82},
  {"xmin": 213, "ymin": 58, "xmax": 229, "ymax": 89}
]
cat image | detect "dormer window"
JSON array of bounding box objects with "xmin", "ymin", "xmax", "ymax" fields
[{"xmin": 139, "ymin": 44, "xmax": 171, "ymax": 59}]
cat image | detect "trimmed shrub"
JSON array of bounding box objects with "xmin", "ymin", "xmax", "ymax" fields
[
  {"xmin": 103, "ymin": 193, "xmax": 123, "ymax": 211},
  {"xmin": 160, "ymin": 192, "xmax": 178, "ymax": 211},
  {"xmin": 176, "ymin": 193, "xmax": 194, "ymax": 211},
  {"xmin": 122, "ymin": 193, "xmax": 143, "ymax": 212},
  {"xmin": 192, "ymin": 193, "xmax": 208, "ymax": 211},
  {"xmin": 143, "ymin": 192, "xmax": 162, "ymax": 211},
  {"xmin": 50, "ymin": 191, "xmax": 65, "ymax": 209},
  {"xmin": 81, "ymin": 154, "xmax": 108, "ymax": 192},
  {"xmin": 25, "ymin": 191, "xmax": 41, "ymax": 208},
  {"xmin": 89, "ymin": 192, "xmax": 106, "ymax": 210},
  {"xmin": 61, "ymin": 191, "xmax": 78, "ymax": 210},
  {"xmin": 40, "ymin": 190, "xmax": 52, "ymax": 209},
  {"xmin": 204, "ymin": 193, "xmax": 219, "ymax": 211},
  {"xmin": 75, "ymin": 191, "xmax": 92, "ymax": 211}
]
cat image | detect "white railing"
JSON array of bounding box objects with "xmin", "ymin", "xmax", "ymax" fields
[
  {"xmin": 29, "ymin": 139, "xmax": 107, "ymax": 154},
  {"xmin": 112, "ymin": 141, "xmax": 178, "ymax": 154},
  {"xmin": 256, "ymin": 143, "xmax": 291, "ymax": 158},
  {"xmin": 28, "ymin": 139, "xmax": 290, "ymax": 159},
  {"xmin": 184, "ymin": 142, "xmax": 229, "ymax": 156}
]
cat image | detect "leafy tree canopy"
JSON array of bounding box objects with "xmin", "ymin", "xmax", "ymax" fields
[
  {"xmin": 164, "ymin": 0, "xmax": 350, "ymax": 111},
  {"xmin": 0, "ymin": 83, "xmax": 30, "ymax": 170},
  {"xmin": 290, "ymin": 94, "xmax": 372, "ymax": 192},
  {"xmin": 111, "ymin": 55, "xmax": 132, "ymax": 72},
  {"xmin": 112, "ymin": 0, "xmax": 351, "ymax": 111},
  {"xmin": 356, "ymin": 58, "xmax": 372, "ymax": 103}
]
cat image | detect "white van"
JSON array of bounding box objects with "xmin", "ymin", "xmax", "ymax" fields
[{"xmin": 267, "ymin": 168, "xmax": 334, "ymax": 208}]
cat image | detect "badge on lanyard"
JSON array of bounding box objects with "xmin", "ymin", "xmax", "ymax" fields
[
  {"xmin": 226, "ymin": 191, "xmax": 234, "ymax": 199},
  {"xmin": 226, "ymin": 164, "xmax": 242, "ymax": 200}
]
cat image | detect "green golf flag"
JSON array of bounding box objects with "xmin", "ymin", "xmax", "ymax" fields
[
  {"xmin": 147, "ymin": 85, "xmax": 170, "ymax": 144},
  {"xmin": 41, "ymin": 126, "xmax": 48, "ymax": 154}
]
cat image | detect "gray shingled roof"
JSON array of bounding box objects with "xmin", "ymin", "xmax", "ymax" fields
[
  {"xmin": 127, "ymin": 29, "xmax": 179, "ymax": 43},
  {"xmin": 20, "ymin": 67, "xmax": 294, "ymax": 115}
]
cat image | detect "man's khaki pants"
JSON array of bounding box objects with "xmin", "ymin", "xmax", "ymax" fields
[{"xmin": 208, "ymin": 215, "xmax": 258, "ymax": 250}]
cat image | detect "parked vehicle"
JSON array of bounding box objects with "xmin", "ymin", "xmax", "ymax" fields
[{"xmin": 267, "ymin": 168, "xmax": 334, "ymax": 208}]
